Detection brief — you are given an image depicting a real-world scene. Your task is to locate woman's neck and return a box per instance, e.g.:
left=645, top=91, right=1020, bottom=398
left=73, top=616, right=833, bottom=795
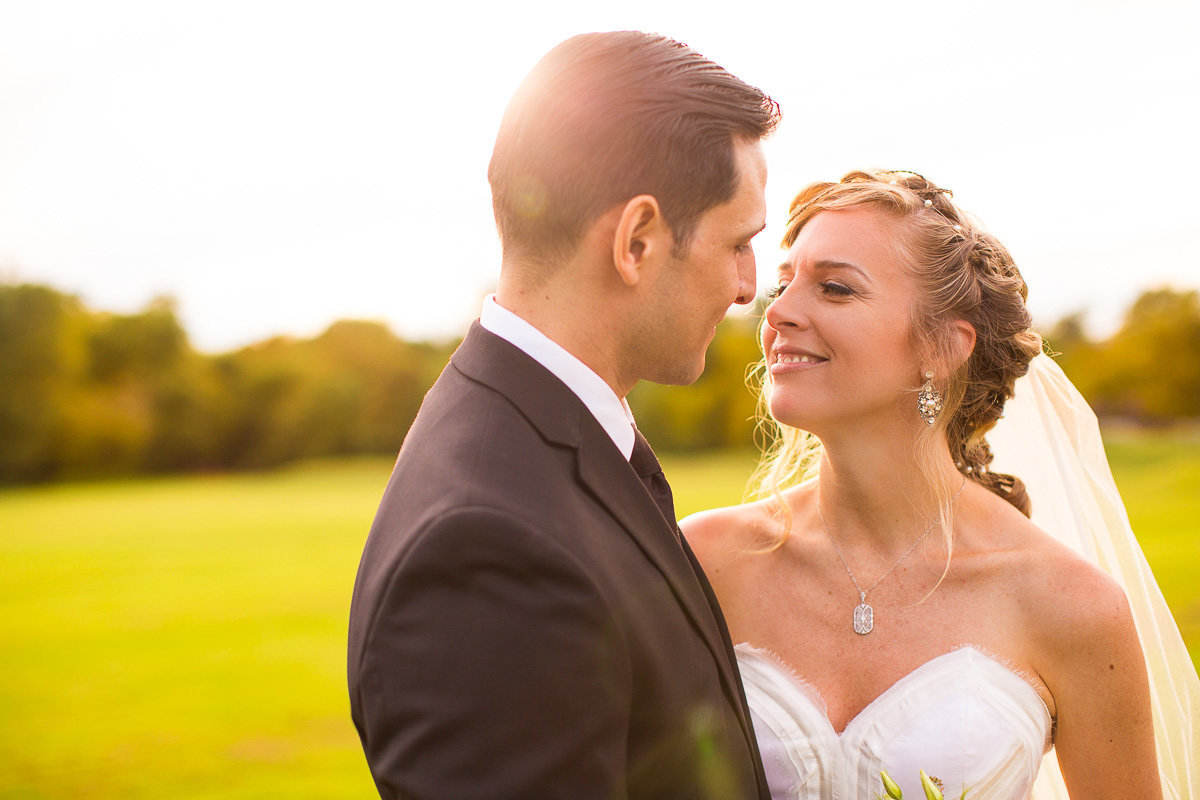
left=812, top=420, right=962, bottom=555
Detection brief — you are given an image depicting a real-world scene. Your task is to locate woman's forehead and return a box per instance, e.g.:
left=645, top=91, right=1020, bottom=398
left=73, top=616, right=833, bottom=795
left=786, top=207, right=908, bottom=272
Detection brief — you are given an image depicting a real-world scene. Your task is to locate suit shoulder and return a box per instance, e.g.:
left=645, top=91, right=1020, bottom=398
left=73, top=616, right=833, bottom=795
left=367, top=505, right=603, bottom=611
left=347, top=505, right=640, bottom=798
left=404, top=505, right=597, bottom=578
left=395, top=381, right=569, bottom=500
left=350, top=505, right=614, bottom=673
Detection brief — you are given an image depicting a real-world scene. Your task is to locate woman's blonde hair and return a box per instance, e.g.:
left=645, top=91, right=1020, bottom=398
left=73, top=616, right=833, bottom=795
left=749, top=169, right=1043, bottom=550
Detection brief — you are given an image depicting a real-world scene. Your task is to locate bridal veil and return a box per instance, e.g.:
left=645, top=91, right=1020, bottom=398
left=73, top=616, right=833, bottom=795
left=989, top=354, right=1199, bottom=799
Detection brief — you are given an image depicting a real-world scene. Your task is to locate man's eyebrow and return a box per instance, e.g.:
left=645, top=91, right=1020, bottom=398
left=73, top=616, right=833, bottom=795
left=740, top=222, right=767, bottom=240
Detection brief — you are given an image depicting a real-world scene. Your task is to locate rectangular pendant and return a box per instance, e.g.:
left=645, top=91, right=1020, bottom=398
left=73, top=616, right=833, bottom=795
left=853, top=603, right=874, bottom=635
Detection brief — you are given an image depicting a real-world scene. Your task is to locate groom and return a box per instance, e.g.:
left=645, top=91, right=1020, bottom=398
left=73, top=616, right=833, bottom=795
left=348, top=31, right=778, bottom=799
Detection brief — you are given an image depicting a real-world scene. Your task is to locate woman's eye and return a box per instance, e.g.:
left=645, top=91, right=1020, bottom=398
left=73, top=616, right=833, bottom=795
left=820, top=281, right=855, bottom=297
left=765, top=283, right=788, bottom=300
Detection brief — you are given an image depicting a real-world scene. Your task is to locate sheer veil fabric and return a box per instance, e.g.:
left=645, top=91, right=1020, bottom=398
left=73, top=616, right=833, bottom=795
left=988, top=354, right=1199, bottom=799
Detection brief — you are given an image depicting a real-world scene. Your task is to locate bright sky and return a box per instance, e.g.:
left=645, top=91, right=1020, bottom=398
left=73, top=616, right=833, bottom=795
left=1, top=0, right=1197, bottom=352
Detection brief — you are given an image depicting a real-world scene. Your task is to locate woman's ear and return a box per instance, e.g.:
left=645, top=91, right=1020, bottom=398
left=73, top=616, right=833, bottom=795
left=612, top=195, right=669, bottom=287
left=946, top=319, right=977, bottom=372
left=919, top=321, right=976, bottom=383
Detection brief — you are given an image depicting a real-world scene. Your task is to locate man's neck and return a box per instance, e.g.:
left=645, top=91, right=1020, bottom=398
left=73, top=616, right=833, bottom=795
left=481, top=294, right=637, bottom=458
left=495, top=280, right=634, bottom=398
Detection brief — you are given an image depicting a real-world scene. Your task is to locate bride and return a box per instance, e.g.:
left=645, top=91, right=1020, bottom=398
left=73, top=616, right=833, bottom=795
left=682, top=170, right=1198, bottom=799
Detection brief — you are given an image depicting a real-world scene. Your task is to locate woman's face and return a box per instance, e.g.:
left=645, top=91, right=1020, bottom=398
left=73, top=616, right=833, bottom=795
left=762, top=206, right=926, bottom=434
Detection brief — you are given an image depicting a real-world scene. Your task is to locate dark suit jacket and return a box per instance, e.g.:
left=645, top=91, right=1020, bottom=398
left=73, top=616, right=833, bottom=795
left=348, top=323, right=769, bottom=800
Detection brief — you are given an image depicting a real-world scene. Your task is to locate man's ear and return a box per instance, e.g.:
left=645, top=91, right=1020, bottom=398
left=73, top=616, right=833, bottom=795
left=612, top=195, right=670, bottom=287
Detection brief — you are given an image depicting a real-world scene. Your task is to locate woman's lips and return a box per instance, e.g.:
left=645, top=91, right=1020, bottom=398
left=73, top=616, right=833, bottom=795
left=769, top=350, right=828, bottom=374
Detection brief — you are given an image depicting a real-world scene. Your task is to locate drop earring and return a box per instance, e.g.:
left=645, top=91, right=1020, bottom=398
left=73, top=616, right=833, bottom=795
left=918, top=371, right=943, bottom=425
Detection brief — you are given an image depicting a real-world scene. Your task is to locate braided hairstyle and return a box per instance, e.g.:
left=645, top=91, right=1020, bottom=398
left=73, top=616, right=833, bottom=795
left=752, top=169, right=1042, bottom=521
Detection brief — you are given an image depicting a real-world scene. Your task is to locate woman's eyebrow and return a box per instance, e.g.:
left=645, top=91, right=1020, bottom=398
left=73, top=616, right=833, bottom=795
left=813, top=259, right=872, bottom=283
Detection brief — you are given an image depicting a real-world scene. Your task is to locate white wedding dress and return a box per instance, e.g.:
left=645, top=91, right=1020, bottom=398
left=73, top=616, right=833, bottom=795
left=738, top=644, right=1051, bottom=800
left=735, top=355, right=1199, bottom=800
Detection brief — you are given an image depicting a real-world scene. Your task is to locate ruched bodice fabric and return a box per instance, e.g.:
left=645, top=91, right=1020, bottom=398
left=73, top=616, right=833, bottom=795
left=737, top=644, right=1053, bottom=800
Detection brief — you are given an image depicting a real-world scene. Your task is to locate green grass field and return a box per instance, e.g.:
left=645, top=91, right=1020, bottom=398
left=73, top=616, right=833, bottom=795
left=2, top=431, right=1197, bottom=799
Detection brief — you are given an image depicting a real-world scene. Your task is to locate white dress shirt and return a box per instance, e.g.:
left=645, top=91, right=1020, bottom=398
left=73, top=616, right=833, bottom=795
left=479, top=295, right=636, bottom=460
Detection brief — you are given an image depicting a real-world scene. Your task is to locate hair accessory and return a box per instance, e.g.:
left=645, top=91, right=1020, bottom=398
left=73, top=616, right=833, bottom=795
left=953, top=224, right=963, bottom=232
left=819, top=479, right=967, bottom=635
left=924, top=199, right=933, bottom=207
left=918, top=371, right=943, bottom=425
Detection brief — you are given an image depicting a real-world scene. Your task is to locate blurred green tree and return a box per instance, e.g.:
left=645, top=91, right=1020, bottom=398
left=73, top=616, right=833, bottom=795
left=1081, top=288, right=1200, bottom=420
left=0, top=284, right=88, bottom=481
left=3, top=279, right=1197, bottom=485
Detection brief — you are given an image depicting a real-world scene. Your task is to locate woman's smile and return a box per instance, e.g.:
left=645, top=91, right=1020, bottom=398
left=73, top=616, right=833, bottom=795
left=769, top=347, right=829, bottom=375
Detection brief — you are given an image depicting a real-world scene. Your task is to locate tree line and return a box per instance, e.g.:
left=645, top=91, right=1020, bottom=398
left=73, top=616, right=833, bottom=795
left=2, top=281, right=1198, bottom=484
left=0, top=283, right=450, bottom=483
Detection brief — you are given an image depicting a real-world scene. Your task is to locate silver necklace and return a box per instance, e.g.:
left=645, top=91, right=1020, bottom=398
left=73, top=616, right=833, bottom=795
left=817, top=480, right=966, bottom=635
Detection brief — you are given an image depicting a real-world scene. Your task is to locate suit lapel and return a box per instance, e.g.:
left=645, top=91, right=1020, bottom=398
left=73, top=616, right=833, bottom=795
left=451, top=322, right=582, bottom=450
left=451, top=323, right=758, bottom=756
left=678, top=527, right=770, bottom=797
left=578, top=438, right=769, bottom=799
left=574, top=421, right=751, bottom=724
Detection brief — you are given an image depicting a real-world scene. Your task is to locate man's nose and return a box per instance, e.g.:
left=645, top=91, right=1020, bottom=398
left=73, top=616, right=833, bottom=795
left=734, top=253, right=757, bottom=305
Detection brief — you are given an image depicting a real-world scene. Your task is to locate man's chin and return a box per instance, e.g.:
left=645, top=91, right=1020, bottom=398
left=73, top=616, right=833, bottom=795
left=651, top=355, right=706, bottom=387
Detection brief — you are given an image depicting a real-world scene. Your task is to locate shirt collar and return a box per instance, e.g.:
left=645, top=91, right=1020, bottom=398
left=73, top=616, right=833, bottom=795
left=479, top=295, right=636, bottom=459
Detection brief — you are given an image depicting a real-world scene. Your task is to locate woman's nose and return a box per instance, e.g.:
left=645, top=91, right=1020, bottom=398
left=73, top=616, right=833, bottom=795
left=764, top=285, right=808, bottom=331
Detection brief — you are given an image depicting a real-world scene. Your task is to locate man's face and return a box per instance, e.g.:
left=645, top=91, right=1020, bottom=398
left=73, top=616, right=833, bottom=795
left=638, top=138, right=767, bottom=386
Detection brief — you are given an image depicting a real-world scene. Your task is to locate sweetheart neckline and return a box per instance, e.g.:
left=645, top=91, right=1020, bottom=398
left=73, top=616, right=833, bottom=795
left=735, top=642, right=1055, bottom=740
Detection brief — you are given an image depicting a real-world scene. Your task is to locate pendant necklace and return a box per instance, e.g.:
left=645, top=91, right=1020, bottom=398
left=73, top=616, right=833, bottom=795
left=818, top=479, right=966, bottom=635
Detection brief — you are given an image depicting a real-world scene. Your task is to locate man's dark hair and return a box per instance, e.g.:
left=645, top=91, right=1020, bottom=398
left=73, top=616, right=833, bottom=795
left=488, top=31, right=780, bottom=266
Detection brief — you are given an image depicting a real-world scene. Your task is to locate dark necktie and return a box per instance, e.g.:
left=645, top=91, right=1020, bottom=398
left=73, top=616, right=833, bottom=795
left=630, top=428, right=677, bottom=529
left=630, top=430, right=762, bottom=788
left=630, top=427, right=758, bottom=747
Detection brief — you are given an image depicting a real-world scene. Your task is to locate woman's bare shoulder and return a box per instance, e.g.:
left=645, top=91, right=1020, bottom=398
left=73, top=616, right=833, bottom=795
left=681, top=498, right=777, bottom=568
left=998, top=514, right=1156, bottom=792
left=681, top=485, right=816, bottom=573
left=988, top=510, right=1135, bottom=659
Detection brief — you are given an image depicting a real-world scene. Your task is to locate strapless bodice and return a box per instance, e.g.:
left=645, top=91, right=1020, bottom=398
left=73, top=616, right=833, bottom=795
left=737, top=644, right=1053, bottom=800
